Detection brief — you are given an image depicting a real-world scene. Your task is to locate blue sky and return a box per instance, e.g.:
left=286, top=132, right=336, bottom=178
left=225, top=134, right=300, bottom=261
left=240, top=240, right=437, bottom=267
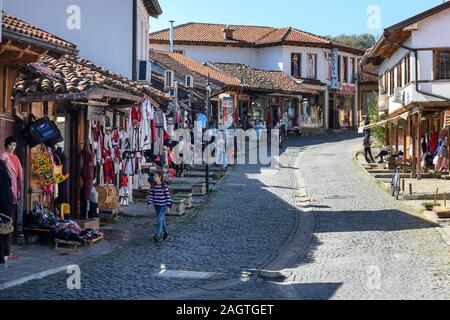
left=151, top=0, right=443, bottom=38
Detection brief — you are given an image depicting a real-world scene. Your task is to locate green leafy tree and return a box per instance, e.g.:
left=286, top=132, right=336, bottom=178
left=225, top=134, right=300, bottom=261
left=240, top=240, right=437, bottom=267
left=367, top=94, right=385, bottom=146
left=327, top=34, right=376, bottom=49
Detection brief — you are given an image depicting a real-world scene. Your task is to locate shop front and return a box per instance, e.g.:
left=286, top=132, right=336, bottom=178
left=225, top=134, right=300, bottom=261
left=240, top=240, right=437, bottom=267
left=298, top=94, right=325, bottom=130
left=11, top=54, right=166, bottom=248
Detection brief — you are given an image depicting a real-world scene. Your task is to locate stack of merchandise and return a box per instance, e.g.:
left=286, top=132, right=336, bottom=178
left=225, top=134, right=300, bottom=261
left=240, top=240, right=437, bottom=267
left=25, top=204, right=104, bottom=244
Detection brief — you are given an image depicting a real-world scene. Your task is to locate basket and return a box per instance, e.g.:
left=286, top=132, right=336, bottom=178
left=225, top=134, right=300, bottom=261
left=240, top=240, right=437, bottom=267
left=96, top=184, right=119, bottom=209
left=0, top=213, right=14, bottom=235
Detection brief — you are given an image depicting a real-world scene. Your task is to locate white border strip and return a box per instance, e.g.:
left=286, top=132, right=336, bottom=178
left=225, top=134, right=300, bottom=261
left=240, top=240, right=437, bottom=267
left=0, top=265, right=75, bottom=291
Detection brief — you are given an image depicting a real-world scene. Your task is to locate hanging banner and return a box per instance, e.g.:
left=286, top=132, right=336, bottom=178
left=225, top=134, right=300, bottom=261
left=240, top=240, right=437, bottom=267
left=330, top=48, right=339, bottom=90
left=87, top=105, right=106, bottom=121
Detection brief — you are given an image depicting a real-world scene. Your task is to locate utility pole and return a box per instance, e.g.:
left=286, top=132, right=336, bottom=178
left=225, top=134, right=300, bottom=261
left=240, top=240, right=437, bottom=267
left=205, top=74, right=211, bottom=191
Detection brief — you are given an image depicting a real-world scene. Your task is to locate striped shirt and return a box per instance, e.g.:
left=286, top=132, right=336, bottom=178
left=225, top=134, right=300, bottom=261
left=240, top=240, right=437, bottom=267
left=147, top=183, right=172, bottom=208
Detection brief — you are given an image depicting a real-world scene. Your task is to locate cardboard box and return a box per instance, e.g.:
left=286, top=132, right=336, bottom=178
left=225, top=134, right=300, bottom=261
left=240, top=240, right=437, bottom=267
left=75, top=218, right=100, bottom=231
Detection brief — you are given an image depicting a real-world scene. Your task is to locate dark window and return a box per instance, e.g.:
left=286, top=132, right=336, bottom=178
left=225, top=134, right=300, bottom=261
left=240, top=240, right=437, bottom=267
left=436, top=50, right=450, bottom=80
left=389, top=69, right=395, bottom=95
left=338, top=55, right=341, bottom=82
left=350, top=58, right=355, bottom=83
left=396, top=64, right=402, bottom=88
left=343, top=57, right=348, bottom=82
left=384, top=72, right=388, bottom=94
left=405, top=54, right=411, bottom=84
left=291, top=53, right=302, bottom=78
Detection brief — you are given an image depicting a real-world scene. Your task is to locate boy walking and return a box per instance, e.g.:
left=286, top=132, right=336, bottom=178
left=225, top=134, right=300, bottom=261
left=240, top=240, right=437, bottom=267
left=147, top=171, right=172, bottom=242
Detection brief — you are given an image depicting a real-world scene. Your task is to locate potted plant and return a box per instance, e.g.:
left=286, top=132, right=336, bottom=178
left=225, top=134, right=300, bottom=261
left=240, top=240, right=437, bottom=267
left=422, top=202, right=440, bottom=211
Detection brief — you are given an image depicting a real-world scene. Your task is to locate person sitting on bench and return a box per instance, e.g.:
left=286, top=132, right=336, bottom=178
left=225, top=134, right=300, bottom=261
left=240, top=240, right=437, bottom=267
left=374, top=145, right=390, bottom=163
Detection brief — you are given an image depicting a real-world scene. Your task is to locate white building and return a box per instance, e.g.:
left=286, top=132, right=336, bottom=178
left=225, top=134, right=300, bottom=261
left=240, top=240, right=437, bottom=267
left=150, top=23, right=365, bottom=129
left=4, top=0, right=162, bottom=80
left=362, top=1, right=450, bottom=176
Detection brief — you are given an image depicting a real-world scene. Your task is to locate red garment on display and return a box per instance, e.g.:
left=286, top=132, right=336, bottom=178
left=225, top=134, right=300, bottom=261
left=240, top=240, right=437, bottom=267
left=164, top=131, right=170, bottom=142
left=430, top=131, right=438, bottom=154
left=112, top=129, right=120, bottom=145
left=120, top=174, right=128, bottom=187
left=103, top=148, right=114, bottom=182
left=151, top=119, right=157, bottom=143
left=131, top=105, right=142, bottom=122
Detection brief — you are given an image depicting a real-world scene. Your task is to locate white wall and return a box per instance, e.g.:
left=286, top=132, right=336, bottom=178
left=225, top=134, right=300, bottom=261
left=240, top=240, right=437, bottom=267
left=137, top=0, right=150, bottom=63
left=412, top=8, right=450, bottom=48
left=152, top=44, right=259, bottom=67
left=379, top=7, right=450, bottom=111
left=5, top=0, right=134, bottom=78
left=257, top=46, right=284, bottom=71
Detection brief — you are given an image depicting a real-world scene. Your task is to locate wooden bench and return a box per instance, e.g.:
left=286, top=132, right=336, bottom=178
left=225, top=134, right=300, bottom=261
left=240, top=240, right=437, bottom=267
left=23, top=226, right=54, bottom=245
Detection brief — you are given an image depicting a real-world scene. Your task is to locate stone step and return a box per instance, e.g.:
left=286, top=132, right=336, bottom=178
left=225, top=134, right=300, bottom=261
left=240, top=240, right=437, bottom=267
left=192, top=166, right=224, bottom=172
left=373, top=173, right=410, bottom=179
left=169, top=184, right=193, bottom=192
left=367, top=169, right=393, bottom=174
left=169, top=177, right=217, bottom=185
left=184, top=171, right=217, bottom=178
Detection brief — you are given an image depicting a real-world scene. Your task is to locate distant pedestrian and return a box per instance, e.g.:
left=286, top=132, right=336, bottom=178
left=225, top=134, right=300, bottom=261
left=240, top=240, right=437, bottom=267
left=147, top=171, right=172, bottom=242
left=363, top=134, right=375, bottom=163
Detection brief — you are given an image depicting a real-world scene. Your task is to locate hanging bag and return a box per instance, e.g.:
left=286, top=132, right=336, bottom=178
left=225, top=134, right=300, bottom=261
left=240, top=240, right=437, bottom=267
left=24, top=115, right=63, bottom=148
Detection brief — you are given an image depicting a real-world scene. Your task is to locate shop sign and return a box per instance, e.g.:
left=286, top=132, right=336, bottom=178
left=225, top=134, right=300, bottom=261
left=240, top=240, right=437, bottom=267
left=87, top=106, right=106, bottom=121
left=339, top=84, right=356, bottom=94
left=330, top=48, right=339, bottom=90
left=378, top=95, right=389, bottom=111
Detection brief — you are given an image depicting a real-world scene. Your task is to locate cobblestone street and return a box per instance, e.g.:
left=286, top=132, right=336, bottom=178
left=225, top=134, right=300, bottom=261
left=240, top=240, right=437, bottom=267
left=0, top=132, right=449, bottom=300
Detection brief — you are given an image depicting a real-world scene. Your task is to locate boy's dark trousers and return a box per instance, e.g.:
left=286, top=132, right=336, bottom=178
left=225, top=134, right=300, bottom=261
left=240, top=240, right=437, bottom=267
left=365, top=147, right=375, bottom=163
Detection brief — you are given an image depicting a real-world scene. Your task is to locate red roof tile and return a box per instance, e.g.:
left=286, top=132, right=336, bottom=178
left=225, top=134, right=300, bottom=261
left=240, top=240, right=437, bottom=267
left=150, top=49, right=241, bottom=87
left=2, top=12, right=77, bottom=52
left=150, top=22, right=364, bottom=54
left=14, top=54, right=166, bottom=104
left=211, top=62, right=320, bottom=95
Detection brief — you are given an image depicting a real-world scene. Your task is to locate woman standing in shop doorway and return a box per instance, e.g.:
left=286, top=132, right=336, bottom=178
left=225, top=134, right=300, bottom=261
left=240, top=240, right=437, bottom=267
left=147, top=171, right=172, bottom=242
left=0, top=157, right=13, bottom=264
left=0, top=137, right=23, bottom=261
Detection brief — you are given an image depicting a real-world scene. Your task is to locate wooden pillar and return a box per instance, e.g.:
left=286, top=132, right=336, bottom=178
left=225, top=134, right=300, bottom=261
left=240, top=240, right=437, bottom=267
left=395, top=121, right=399, bottom=155
left=417, top=112, right=422, bottom=180
left=412, top=114, right=417, bottom=175
left=389, top=122, right=393, bottom=156
left=403, top=119, right=408, bottom=166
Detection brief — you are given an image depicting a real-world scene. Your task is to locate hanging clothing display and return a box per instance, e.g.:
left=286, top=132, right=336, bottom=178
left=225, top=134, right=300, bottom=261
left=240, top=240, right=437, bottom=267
left=103, top=147, right=114, bottom=183
left=81, top=147, right=95, bottom=201
left=122, top=151, right=136, bottom=176
left=140, top=100, right=154, bottom=151
left=54, top=147, right=69, bottom=204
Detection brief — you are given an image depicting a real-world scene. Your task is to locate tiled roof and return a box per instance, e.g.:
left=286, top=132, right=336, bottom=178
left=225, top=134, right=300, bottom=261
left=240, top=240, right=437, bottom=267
left=358, top=63, right=379, bottom=83
left=211, top=62, right=320, bottom=95
left=143, top=0, right=163, bottom=18
left=150, top=49, right=241, bottom=88
left=150, top=22, right=365, bottom=54
left=2, top=12, right=77, bottom=53
left=14, top=54, right=166, bottom=103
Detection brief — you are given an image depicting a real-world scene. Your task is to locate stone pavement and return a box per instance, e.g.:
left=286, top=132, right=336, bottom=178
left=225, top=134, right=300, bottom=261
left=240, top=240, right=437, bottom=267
left=1, top=132, right=448, bottom=300
left=0, top=138, right=304, bottom=299
left=179, top=132, right=450, bottom=300
left=0, top=213, right=150, bottom=290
